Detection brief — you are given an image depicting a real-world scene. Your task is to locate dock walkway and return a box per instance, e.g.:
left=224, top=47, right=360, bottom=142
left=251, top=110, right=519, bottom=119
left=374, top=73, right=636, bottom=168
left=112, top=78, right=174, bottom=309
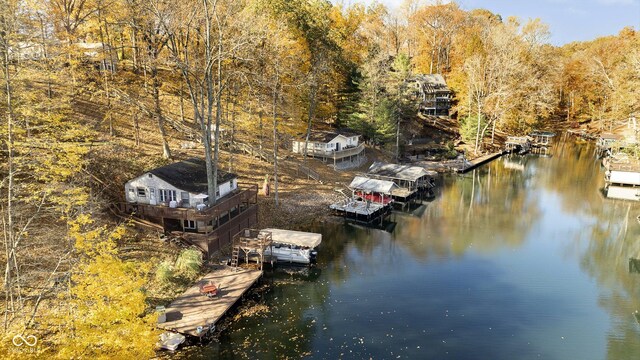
left=457, top=151, right=506, bottom=173
left=158, top=266, right=262, bottom=337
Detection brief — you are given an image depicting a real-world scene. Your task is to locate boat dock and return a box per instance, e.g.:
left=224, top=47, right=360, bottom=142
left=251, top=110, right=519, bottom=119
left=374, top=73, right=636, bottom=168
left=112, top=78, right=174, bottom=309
left=366, top=162, right=438, bottom=207
left=567, top=129, right=598, bottom=140
left=157, top=266, right=263, bottom=337
left=329, top=198, right=391, bottom=224
left=457, top=151, right=506, bottom=173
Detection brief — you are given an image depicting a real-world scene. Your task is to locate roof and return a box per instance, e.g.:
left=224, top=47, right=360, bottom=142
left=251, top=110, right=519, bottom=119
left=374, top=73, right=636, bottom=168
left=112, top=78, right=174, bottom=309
left=413, top=74, right=450, bottom=93
left=145, top=158, right=236, bottom=194
left=302, top=129, right=360, bottom=143
left=529, top=131, right=556, bottom=137
left=600, top=133, right=622, bottom=140
left=349, top=176, right=398, bottom=194
left=262, top=228, right=322, bottom=248
left=367, top=162, right=437, bottom=182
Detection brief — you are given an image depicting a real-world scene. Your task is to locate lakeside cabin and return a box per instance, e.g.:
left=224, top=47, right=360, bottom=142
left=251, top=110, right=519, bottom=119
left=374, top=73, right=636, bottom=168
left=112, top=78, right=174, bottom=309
left=122, top=158, right=258, bottom=256
left=410, top=74, right=453, bottom=117
left=292, top=129, right=365, bottom=169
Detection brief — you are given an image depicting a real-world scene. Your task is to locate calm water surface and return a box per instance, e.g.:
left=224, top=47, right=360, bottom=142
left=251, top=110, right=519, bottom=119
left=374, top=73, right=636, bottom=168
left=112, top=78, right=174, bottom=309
left=176, top=139, right=640, bottom=359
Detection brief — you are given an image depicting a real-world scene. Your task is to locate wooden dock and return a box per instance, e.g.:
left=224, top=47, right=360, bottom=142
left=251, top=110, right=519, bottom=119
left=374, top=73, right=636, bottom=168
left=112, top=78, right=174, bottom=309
left=158, top=266, right=262, bottom=337
left=457, top=151, right=506, bottom=173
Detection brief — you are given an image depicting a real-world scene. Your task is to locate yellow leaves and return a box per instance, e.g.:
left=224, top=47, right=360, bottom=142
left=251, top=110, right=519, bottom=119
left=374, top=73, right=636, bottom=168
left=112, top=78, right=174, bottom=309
left=54, top=215, right=159, bottom=358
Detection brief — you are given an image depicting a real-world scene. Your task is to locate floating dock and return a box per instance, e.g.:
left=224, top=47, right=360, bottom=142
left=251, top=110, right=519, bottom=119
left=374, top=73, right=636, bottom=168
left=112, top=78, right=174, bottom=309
left=329, top=199, right=391, bottom=224
left=157, top=266, right=262, bottom=337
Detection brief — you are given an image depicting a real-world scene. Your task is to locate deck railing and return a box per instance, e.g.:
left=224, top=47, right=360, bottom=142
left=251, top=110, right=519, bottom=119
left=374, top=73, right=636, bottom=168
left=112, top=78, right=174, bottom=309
left=121, top=184, right=258, bottom=222
left=305, top=143, right=365, bottom=160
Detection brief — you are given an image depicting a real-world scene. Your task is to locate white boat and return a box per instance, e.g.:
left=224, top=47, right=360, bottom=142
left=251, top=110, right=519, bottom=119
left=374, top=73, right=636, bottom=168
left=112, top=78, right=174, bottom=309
left=158, top=332, right=185, bottom=351
left=262, top=228, right=321, bottom=265
left=265, top=243, right=318, bottom=264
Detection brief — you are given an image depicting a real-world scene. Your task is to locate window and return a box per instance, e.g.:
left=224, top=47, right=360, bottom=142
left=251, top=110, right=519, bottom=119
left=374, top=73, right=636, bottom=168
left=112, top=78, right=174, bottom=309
left=137, top=187, right=146, bottom=197
left=215, top=188, right=220, bottom=198
left=181, top=192, right=189, bottom=206
left=183, top=220, right=196, bottom=229
left=159, top=189, right=177, bottom=203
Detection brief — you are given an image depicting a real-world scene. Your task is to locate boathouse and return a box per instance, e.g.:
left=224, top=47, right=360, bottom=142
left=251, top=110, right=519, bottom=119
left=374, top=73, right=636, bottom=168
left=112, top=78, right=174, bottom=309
left=528, top=131, right=555, bottom=147
left=122, top=158, right=258, bottom=256
left=367, top=162, right=437, bottom=192
left=292, top=129, right=365, bottom=169
left=329, top=176, right=395, bottom=224
left=605, top=162, right=640, bottom=187
left=597, top=133, right=623, bottom=153
left=505, top=136, right=531, bottom=154
left=349, top=176, right=398, bottom=205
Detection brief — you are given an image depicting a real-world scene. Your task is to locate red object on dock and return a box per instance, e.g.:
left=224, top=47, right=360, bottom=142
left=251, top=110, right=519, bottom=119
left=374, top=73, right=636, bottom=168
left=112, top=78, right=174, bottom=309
left=199, top=282, right=218, bottom=298
left=355, top=191, right=393, bottom=205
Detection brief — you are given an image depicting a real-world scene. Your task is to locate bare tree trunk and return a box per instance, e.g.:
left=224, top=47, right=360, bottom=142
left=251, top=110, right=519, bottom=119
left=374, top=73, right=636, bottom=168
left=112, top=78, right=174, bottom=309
left=151, top=64, right=171, bottom=159
left=474, top=97, right=482, bottom=154
left=2, top=22, right=17, bottom=329
left=131, top=28, right=138, bottom=71
left=211, top=30, right=224, bottom=206
left=303, top=78, right=317, bottom=164
left=97, top=9, right=114, bottom=136
left=179, top=83, right=185, bottom=123
left=203, top=0, right=216, bottom=204
left=258, top=110, right=263, bottom=151
left=133, top=113, right=140, bottom=147
left=396, top=119, right=401, bottom=161
left=272, top=80, right=279, bottom=206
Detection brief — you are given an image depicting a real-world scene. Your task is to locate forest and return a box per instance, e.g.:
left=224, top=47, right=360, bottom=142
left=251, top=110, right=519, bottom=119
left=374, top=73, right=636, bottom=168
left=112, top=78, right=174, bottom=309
left=0, top=0, right=638, bottom=357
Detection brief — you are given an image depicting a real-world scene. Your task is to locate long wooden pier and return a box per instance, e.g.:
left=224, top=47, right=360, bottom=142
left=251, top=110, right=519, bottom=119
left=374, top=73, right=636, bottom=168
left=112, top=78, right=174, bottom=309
left=457, top=151, right=507, bottom=173
left=158, top=266, right=262, bottom=337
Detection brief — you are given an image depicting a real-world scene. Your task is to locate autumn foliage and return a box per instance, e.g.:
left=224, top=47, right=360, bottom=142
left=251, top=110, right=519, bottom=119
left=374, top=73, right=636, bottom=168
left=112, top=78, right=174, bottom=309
left=0, top=0, right=637, bottom=357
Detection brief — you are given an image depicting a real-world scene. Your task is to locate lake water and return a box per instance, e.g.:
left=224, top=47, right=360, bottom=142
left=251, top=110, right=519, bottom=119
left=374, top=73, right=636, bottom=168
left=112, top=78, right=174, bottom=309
left=175, top=138, right=640, bottom=359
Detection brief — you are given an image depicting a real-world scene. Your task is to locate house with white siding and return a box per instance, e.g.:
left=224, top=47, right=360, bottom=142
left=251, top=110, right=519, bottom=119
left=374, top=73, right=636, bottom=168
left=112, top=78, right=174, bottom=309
left=292, top=129, right=365, bottom=168
left=125, top=158, right=238, bottom=208
left=122, top=159, right=259, bottom=251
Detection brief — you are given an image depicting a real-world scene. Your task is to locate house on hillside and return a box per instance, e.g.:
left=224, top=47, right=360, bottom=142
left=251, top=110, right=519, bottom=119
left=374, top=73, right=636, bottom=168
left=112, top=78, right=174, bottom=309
left=122, top=158, right=258, bottom=256
left=292, top=129, right=365, bottom=169
left=8, top=42, right=46, bottom=61
left=76, top=42, right=118, bottom=71
left=411, top=74, right=452, bottom=117
left=125, top=158, right=238, bottom=207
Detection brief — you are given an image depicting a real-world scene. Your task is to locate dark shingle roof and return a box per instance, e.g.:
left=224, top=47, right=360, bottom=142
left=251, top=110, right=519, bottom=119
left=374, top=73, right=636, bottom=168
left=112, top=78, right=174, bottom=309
left=307, top=131, right=340, bottom=143
left=303, top=129, right=360, bottom=143
left=413, top=74, right=451, bottom=93
left=148, top=158, right=236, bottom=194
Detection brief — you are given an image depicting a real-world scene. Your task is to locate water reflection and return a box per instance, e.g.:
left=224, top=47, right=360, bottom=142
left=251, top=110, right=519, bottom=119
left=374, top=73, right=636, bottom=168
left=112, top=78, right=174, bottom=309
left=171, top=138, right=640, bottom=360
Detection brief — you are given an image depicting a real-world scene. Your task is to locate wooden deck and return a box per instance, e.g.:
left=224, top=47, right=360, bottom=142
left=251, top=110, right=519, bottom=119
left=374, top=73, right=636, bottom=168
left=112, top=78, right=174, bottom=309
left=158, top=266, right=263, bottom=337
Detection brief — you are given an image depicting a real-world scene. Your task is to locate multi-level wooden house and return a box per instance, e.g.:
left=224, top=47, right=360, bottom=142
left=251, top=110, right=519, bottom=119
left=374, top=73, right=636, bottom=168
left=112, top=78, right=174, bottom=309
left=411, top=74, right=453, bottom=117
left=122, top=158, right=258, bottom=256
